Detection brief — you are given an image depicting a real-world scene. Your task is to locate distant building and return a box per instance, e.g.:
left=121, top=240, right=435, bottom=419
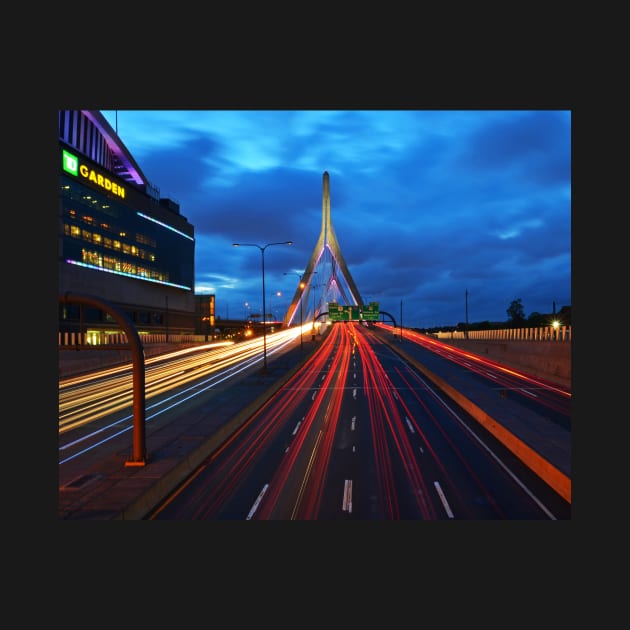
left=59, top=110, right=196, bottom=343
left=195, top=294, right=216, bottom=337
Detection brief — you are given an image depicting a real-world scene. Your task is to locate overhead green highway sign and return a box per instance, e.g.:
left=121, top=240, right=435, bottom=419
left=327, top=302, right=380, bottom=321
left=328, top=302, right=349, bottom=321
left=362, top=302, right=380, bottom=320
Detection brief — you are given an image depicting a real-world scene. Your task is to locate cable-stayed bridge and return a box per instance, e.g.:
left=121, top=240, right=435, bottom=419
left=283, top=171, right=365, bottom=328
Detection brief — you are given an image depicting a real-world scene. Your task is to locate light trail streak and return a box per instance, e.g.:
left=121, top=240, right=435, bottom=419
left=59, top=330, right=300, bottom=463
left=60, top=341, right=234, bottom=388
left=376, top=323, right=571, bottom=399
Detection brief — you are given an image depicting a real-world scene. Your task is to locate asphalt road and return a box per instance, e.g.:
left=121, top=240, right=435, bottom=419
left=58, top=325, right=571, bottom=520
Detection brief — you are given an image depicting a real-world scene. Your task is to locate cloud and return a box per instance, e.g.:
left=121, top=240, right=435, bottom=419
left=102, top=109, right=571, bottom=327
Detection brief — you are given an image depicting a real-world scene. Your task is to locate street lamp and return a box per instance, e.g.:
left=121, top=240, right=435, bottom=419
left=269, top=291, right=281, bottom=322
left=311, top=282, right=326, bottom=335
left=284, top=271, right=318, bottom=350
left=233, top=241, right=292, bottom=373
left=552, top=319, right=560, bottom=340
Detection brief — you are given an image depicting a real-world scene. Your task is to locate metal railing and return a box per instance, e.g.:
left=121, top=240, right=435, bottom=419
left=59, top=324, right=572, bottom=348
left=432, top=325, right=571, bottom=342
left=58, top=332, right=208, bottom=347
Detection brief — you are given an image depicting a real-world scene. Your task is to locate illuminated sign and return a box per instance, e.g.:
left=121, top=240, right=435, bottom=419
left=328, top=302, right=348, bottom=321
left=362, top=302, right=380, bottom=321
left=328, top=301, right=380, bottom=321
left=62, top=149, right=126, bottom=199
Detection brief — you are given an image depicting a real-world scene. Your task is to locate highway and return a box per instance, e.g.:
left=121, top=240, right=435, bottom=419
left=383, top=324, right=571, bottom=430
left=58, top=322, right=571, bottom=520
left=58, top=327, right=304, bottom=469
left=143, top=322, right=570, bottom=520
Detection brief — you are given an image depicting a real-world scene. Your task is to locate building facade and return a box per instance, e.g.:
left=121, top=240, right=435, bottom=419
left=59, top=110, right=196, bottom=343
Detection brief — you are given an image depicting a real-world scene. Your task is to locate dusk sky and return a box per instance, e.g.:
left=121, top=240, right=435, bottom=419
left=100, top=110, right=571, bottom=329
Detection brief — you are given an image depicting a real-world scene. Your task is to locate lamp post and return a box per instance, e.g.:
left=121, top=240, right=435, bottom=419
left=165, top=295, right=169, bottom=343
left=465, top=289, right=469, bottom=340
left=284, top=271, right=318, bottom=350
left=284, top=272, right=303, bottom=349
left=233, top=241, right=292, bottom=373
left=284, top=271, right=317, bottom=350
left=311, top=282, right=326, bottom=335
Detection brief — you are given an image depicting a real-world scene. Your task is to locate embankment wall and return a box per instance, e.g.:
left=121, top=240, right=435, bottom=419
left=439, top=339, right=571, bottom=389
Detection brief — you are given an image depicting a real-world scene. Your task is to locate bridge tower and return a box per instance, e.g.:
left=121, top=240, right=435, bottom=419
left=284, top=171, right=364, bottom=327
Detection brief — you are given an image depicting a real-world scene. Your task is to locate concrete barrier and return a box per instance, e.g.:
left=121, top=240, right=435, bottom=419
left=438, top=339, right=571, bottom=389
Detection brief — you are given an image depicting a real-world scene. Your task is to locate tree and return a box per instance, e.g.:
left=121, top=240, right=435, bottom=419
left=507, top=298, right=526, bottom=325
left=527, top=311, right=546, bottom=327
left=557, top=305, right=571, bottom=326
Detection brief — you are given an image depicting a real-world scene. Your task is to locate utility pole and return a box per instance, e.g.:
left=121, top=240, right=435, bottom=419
left=465, top=289, right=469, bottom=339
left=165, top=295, right=169, bottom=342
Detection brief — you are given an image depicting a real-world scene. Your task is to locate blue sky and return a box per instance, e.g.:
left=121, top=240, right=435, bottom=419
left=100, top=110, right=571, bottom=328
